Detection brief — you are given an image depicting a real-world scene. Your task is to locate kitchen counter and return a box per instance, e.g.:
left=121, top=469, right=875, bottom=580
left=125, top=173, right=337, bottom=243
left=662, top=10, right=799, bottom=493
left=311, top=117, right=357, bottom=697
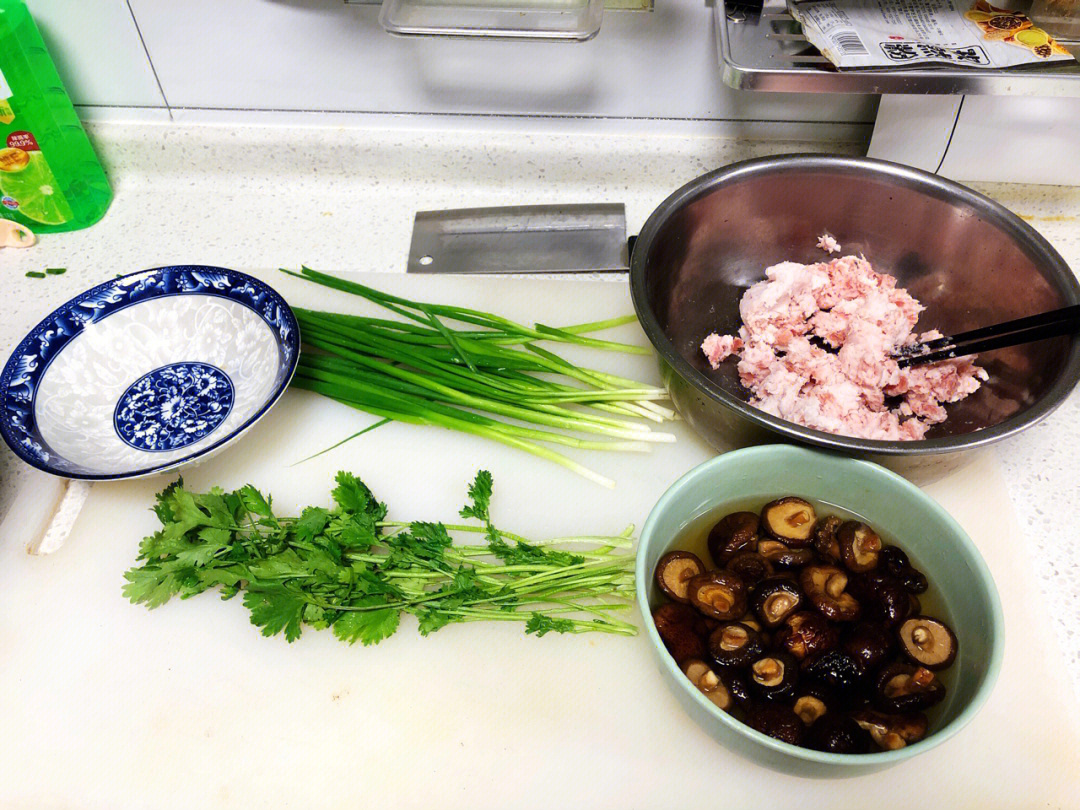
left=2, top=121, right=1079, bottom=702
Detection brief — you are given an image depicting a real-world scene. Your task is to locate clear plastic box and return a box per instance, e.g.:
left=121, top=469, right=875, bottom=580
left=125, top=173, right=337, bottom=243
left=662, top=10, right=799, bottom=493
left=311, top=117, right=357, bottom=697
left=1029, top=0, right=1080, bottom=39
left=379, top=0, right=604, bottom=40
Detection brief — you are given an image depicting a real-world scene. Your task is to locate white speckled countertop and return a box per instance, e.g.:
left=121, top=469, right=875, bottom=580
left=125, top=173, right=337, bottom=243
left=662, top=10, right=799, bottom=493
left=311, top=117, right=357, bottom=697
left=2, top=122, right=1078, bottom=701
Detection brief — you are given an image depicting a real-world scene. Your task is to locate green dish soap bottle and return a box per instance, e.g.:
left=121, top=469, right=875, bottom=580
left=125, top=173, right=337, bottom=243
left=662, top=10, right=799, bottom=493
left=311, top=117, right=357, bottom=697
left=0, top=0, right=111, bottom=233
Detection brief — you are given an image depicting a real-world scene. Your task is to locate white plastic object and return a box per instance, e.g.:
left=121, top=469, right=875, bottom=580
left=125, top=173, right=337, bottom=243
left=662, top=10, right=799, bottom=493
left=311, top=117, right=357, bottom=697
left=0, top=470, right=91, bottom=555
left=0, top=219, right=35, bottom=248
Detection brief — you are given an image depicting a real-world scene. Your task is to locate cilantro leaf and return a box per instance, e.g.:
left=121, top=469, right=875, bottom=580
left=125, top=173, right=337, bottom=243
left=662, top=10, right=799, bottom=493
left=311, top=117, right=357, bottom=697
left=152, top=478, right=184, bottom=524
left=293, top=506, right=330, bottom=543
left=336, top=515, right=378, bottom=550
left=197, top=526, right=233, bottom=545
left=459, top=469, right=493, bottom=522
left=238, top=484, right=279, bottom=527
left=405, top=521, right=453, bottom=561
left=451, top=566, right=479, bottom=592
left=246, top=550, right=314, bottom=581
left=332, top=601, right=400, bottom=645
left=175, top=541, right=226, bottom=568
left=138, top=529, right=196, bottom=561
left=487, top=537, right=584, bottom=567
left=243, top=589, right=305, bottom=642
left=332, top=471, right=385, bottom=520
left=160, top=488, right=216, bottom=537
left=525, top=614, right=575, bottom=637
left=122, top=566, right=181, bottom=608
left=417, top=609, right=458, bottom=636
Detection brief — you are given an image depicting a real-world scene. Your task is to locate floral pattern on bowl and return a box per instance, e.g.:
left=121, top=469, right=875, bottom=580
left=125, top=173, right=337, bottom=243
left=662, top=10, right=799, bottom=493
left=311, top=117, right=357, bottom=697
left=0, top=266, right=299, bottom=479
left=114, top=362, right=236, bottom=452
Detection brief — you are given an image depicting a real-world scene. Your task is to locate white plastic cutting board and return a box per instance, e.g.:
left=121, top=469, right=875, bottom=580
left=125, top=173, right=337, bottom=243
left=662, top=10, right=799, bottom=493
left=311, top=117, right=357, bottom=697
left=2, top=273, right=1078, bottom=809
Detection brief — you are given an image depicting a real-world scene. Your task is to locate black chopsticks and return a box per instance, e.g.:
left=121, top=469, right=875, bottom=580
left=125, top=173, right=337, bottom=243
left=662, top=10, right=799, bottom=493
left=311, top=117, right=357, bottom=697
left=895, top=304, right=1080, bottom=368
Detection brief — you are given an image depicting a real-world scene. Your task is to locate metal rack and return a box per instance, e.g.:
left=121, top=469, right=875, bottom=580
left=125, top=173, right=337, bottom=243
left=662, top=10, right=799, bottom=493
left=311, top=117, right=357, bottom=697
left=715, top=0, right=1080, bottom=95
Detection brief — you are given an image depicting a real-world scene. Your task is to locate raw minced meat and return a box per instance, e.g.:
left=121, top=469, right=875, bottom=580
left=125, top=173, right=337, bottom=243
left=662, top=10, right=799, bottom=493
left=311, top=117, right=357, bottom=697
left=700, top=249, right=987, bottom=441
left=816, top=233, right=842, bottom=254
left=701, top=333, right=743, bottom=367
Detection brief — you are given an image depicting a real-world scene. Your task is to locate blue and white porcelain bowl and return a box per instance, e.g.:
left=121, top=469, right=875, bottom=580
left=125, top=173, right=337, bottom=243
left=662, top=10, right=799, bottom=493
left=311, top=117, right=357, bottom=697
left=0, top=265, right=299, bottom=479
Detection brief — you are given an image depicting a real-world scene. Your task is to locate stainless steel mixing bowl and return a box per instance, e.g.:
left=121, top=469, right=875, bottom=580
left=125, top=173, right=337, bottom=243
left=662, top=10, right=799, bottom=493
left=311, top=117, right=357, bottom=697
left=629, top=155, right=1080, bottom=478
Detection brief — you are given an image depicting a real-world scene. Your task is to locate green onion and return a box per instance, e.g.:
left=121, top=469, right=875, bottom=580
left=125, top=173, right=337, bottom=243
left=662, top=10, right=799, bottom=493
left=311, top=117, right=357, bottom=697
left=284, top=267, right=675, bottom=486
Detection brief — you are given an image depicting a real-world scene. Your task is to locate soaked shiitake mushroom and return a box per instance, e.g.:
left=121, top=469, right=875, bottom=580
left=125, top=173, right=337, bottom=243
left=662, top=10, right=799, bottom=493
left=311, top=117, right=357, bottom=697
left=776, top=610, right=839, bottom=662
left=758, top=539, right=815, bottom=568
left=850, top=709, right=928, bottom=750
left=850, top=573, right=911, bottom=626
left=707, top=512, right=760, bottom=565
left=751, top=576, right=805, bottom=628
left=807, top=713, right=874, bottom=753
left=720, top=669, right=754, bottom=711
left=793, top=694, right=828, bottom=726
left=746, top=704, right=805, bottom=746
left=800, top=565, right=860, bottom=622
left=655, top=550, right=705, bottom=603
left=682, top=659, right=733, bottom=711
left=794, top=678, right=836, bottom=709
left=837, top=522, right=882, bottom=573
left=880, top=545, right=928, bottom=594
left=761, top=497, right=817, bottom=546
left=708, top=622, right=765, bottom=669
left=898, top=616, right=958, bottom=670
left=652, top=603, right=707, bottom=664
left=749, top=652, right=799, bottom=703
left=843, top=621, right=896, bottom=674
left=802, top=649, right=863, bottom=699
left=687, top=570, right=747, bottom=621
left=812, top=515, right=844, bottom=563
left=737, top=612, right=764, bottom=633
left=874, top=661, right=946, bottom=713
left=902, top=570, right=928, bottom=595
left=908, top=592, right=922, bottom=617
left=725, top=551, right=774, bottom=587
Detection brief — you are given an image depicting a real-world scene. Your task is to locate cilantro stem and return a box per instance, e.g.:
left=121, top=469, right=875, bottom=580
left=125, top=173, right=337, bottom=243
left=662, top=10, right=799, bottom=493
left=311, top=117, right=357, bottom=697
left=376, top=520, right=635, bottom=549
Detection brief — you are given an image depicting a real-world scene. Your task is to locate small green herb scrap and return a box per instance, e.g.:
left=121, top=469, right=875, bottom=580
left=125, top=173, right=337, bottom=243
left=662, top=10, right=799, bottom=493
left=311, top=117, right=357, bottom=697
left=526, top=614, right=576, bottom=637
left=45, top=267, right=66, bottom=275
left=25, top=271, right=45, bottom=279
left=124, top=470, right=637, bottom=645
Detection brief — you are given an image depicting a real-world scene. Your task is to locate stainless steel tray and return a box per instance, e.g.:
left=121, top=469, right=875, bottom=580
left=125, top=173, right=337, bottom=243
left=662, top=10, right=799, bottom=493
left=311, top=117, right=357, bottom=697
left=715, top=0, right=1080, bottom=95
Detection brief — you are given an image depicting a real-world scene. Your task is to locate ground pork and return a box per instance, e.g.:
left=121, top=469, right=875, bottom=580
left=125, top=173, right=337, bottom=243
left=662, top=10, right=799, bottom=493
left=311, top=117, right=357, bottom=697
left=700, top=242, right=987, bottom=441
left=817, top=233, right=842, bottom=254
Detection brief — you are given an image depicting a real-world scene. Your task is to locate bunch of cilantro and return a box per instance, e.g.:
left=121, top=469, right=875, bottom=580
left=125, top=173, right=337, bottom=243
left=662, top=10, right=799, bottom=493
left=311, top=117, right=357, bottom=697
left=123, top=470, right=637, bottom=645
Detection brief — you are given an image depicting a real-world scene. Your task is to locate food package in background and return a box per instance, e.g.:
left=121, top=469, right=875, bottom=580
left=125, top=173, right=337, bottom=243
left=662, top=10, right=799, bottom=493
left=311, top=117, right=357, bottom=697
left=1029, top=0, right=1080, bottom=39
left=788, top=0, right=1075, bottom=69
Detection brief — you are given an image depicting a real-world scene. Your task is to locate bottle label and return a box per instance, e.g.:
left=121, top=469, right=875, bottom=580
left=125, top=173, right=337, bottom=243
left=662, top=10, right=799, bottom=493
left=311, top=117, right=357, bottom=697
left=0, top=67, right=12, bottom=125
left=0, top=117, right=74, bottom=225
left=7, top=131, right=39, bottom=151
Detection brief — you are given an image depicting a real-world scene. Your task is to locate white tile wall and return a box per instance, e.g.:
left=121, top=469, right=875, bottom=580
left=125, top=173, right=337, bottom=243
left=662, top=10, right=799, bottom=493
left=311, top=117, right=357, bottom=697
left=23, top=0, right=164, bottom=108
left=25, top=0, right=874, bottom=129
left=136, top=0, right=873, bottom=123
left=869, top=95, right=1080, bottom=185
left=939, top=96, right=1080, bottom=185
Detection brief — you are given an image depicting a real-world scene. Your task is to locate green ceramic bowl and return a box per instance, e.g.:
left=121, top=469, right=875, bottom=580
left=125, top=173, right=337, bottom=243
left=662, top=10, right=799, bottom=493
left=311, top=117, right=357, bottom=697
left=636, top=444, right=1003, bottom=777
